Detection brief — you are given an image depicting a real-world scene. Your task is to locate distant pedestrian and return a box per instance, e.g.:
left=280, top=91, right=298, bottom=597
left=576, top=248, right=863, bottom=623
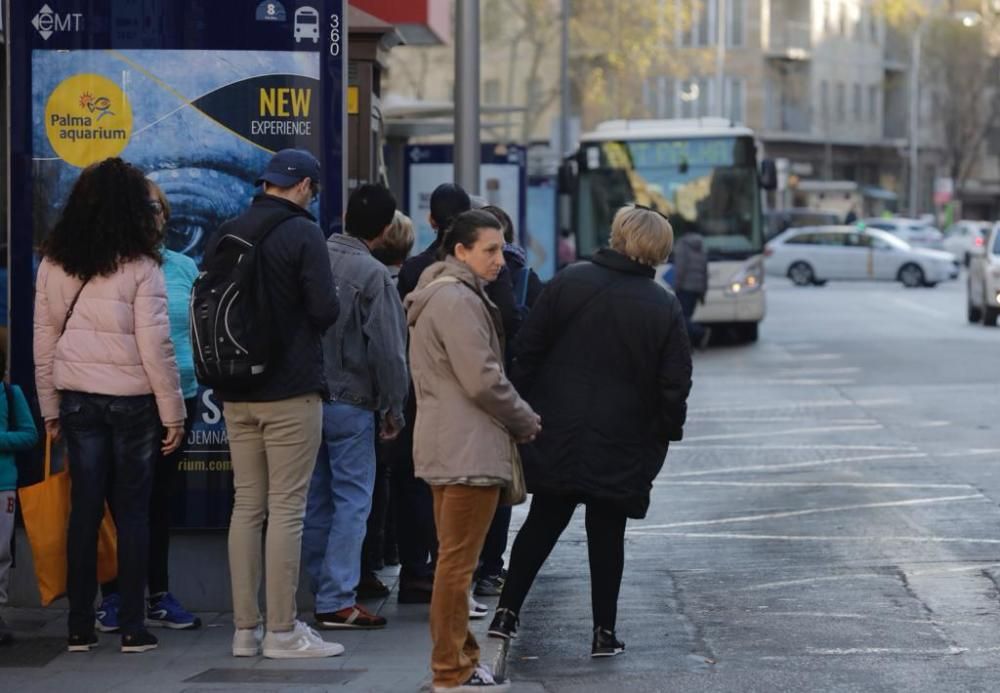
left=673, top=230, right=710, bottom=348
left=201, top=149, right=342, bottom=659
left=405, top=210, right=541, bottom=691
left=33, top=157, right=186, bottom=654
left=96, top=180, right=201, bottom=634
left=489, top=205, right=692, bottom=658
left=0, top=347, right=39, bottom=646
left=303, top=184, right=409, bottom=632
left=845, top=207, right=858, bottom=224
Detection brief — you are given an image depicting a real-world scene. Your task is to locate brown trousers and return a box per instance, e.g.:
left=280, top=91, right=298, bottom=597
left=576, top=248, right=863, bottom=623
left=429, top=484, right=501, bottom=688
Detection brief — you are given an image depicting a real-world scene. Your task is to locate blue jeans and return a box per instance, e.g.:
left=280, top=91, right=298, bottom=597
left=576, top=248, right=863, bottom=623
left=61, top=391, right=160, bottom=637
left=302, top=401, right=376, bottom=613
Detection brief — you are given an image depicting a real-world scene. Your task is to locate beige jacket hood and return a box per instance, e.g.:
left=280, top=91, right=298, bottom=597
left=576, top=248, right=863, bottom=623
left=404, top=257, right=537, bottom=483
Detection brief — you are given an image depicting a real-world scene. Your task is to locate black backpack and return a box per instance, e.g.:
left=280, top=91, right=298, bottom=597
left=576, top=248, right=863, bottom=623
left=190, top=208, right=299, bottom=391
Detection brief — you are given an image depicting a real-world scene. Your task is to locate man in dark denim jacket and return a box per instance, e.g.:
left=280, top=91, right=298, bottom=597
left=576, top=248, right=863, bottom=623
left=303, top=184, right=409, bottom=632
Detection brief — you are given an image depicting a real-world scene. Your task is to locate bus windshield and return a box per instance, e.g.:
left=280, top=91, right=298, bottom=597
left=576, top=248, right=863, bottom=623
left=575, top=136, right=762, bottom=260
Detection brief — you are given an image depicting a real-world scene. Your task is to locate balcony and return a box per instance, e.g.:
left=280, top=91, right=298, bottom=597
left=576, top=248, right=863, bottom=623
left=767, top=20, right=812, bottom=60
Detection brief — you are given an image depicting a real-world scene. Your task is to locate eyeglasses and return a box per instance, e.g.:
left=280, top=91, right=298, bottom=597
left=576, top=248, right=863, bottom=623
left=148, top=200, right=165, bottom=215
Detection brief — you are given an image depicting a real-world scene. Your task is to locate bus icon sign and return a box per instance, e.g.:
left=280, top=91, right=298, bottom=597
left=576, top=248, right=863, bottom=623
left=294, top=6, right=319, bottom=43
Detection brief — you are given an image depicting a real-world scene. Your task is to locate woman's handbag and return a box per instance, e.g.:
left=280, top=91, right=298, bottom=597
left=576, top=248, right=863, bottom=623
left=17, top=433, right=118, bottom=606
left=499, top=440, right=527, bottom=507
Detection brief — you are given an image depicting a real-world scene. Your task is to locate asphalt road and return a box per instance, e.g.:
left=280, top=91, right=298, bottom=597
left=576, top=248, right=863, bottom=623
left=505, top=274, right=1000, bottom=693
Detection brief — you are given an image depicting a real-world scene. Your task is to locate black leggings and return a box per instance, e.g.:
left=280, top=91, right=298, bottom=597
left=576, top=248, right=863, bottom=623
left=498, top=494, right=627, bottom=630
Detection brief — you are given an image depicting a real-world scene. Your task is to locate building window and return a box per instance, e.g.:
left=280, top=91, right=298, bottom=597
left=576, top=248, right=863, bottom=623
left=839, top=3, right=848, bottom=36
left=660, top=77, right=676, bottom=118
left=728, top=0, right=745, bottom=47
left=726, top=77, right=745, bottom=123
left=836, top=82, right=846, bottom=120
left=820, top=80, right=830, bottom=123
left=484, top=78, right=501, bottom=105
left=853, top=83, right=862, bottom=120
left=679, top=0, right=715, bottom=48
left=868, top=84, right=878, bottom=122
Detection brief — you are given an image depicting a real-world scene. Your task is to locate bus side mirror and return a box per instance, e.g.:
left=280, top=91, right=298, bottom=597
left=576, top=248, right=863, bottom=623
left=759, top=159, right=778, bottom=191
left=558, top=162, right=575, bottom=194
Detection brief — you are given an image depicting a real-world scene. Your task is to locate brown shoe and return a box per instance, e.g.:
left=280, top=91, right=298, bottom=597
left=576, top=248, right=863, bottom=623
left=315, top=605, right=386, bottom=630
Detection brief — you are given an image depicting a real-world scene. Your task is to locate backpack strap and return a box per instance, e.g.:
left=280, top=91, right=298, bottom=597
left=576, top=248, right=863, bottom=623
left=515, top=266, right=531, bottom=307
left=59, top=278, right=91, bottom=338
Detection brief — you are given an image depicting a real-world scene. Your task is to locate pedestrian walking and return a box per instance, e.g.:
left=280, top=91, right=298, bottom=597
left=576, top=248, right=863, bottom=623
left=96, top=180, right=201, bottom=633
left=302, top=184, right=409, bottom=632
left=474, top=205, right=544, bottom=599
left=405, top=209, right=541, bottom=691
left=199, top=149, right=342, bottom=659
left=673, top=229, right=710, bottom=348
left=33, top=157, right=187, bottom=654
left=488, top=205, right=693, bottom=658
left=0, top=347, right=40, bottom=646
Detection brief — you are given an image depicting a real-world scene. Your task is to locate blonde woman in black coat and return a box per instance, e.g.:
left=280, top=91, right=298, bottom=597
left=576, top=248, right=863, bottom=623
left=488, top=205, right=693, bottom=657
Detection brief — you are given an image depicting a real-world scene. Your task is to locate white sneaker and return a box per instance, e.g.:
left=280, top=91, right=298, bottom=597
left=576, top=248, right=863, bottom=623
left=469, top=593, right=489, bottom=620
left=262, top=620, right=345, bottom=659
left=232, top=624, right=264, bottom=657
left=433, top=664, right=511, bottom=691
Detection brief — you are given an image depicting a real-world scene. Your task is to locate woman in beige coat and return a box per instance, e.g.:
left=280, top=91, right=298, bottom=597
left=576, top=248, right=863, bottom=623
left=405, top=209, right=541, bottom=692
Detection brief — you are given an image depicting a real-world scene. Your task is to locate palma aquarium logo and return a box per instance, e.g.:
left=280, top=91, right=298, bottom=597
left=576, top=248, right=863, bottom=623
left=45, top=74, right=133, bottom=168
left=78, top=91, right=116, bottom=121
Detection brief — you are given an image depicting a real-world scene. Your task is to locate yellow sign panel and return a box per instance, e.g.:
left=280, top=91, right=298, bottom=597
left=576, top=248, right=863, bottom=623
left=347, top=85, right=359, bottom=115
left=45, top=73, right=133, bottom=168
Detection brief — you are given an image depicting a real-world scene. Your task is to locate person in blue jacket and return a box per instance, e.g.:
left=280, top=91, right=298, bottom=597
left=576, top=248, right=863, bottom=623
left=0, top=347, right=40, bottom=645
left=96, top=181, right=202, bottom=633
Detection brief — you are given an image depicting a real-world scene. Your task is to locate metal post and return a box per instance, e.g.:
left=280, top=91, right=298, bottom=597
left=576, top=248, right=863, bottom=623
left=908, top=21, right=926, bottom=217
left=559, top=0, right=570, bottom=156
left=455, top=0, right=481, bottom=194
left=715, top=0, right=727, bottom=118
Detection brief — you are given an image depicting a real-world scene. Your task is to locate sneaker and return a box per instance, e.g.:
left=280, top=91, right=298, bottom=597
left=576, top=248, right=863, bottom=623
left=67, top=632, right=99, bottom=653
left=469, top=594, right=489, bottom=620
left=433, top=664, right=511, bottom=692
left=315, top=604, right=386, bottom=630
left=95, top=593, right=121, bottom=633
left=262, top=620, right=345, bottom=659
left=232, top=624, right=264, bottom=657
left=147, top=592, right=202, bottom=630
left=591, top=627, right=625, bottom=658
left=356, top=574, right=391, bottom=600
left=474, top=574, right=504, bottom=597
left=121, top=629, right=159, bottom=653
left=487, top=608, right=518, bottom=640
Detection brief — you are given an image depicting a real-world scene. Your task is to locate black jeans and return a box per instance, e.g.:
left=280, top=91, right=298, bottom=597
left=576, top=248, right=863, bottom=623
left=676, top=290, right=705, bottom=345
left=62, top=392, right=160, bottom=637
left=389, top=417, right=436, bottom=582
left=362, top=415, right=391, bottom=575
left=477, top=504, right=512, bottom=579
left=498, top=494, right=627, bottom=630
left=103, top=397, right=197, bottom=598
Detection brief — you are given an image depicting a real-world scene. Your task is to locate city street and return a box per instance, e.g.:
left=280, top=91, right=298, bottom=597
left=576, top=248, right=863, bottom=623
left=507, top=275, right=1000, bottom=692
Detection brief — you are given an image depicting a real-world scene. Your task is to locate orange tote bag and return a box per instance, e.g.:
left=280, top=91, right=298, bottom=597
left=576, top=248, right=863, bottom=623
left=18, top=434, right=118, bottom=606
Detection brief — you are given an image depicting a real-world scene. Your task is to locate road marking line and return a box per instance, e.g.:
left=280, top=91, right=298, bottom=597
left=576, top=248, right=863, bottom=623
left=688, top=417, right=877, bottom=424
left=665, top=452, right=927, bottom=477
left=805, top=646, right=969, bottom=656
left=656, top=481, right=973, bottom=490
left=672, top=444, right=917, bottom=451
left=687, top=398, right=901, bottom=415
left=773, top=367, right=862, bottom=375
left=624, top=531, right=1000, bottom=545
left=731, top=563, right=1000, bottom=592
left=631, top=495, right=983, bottom=530
left=939, top=449, right=1000, bottom=458
left=765, top=379, right=857, bottom=386
left=682, top=424, right=883, bottom=443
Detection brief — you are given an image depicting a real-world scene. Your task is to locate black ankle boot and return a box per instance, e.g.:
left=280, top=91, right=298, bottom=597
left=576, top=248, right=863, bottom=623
left=591, top=627, right=625, bottom=658
left=488, top=608, right=519, bottom=640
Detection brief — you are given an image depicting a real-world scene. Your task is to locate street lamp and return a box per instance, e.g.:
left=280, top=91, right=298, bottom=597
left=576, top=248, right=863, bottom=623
left=908, top=11, right=982, bottom=217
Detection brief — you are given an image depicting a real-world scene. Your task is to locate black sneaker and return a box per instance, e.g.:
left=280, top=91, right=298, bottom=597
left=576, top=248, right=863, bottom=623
left=591, top=627, right=625, bottom=658
left=474, top=574, right=504, bottom=597
left=121, top=629, right=159, bottom=653
left=67, top=632, right=99, bottom=653
left=487, top=608, right=518, bottom=640
left=433, top=664, right=510, bottom=691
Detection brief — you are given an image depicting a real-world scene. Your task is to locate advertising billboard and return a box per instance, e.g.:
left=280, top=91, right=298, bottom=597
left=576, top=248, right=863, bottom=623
left=9, top=0, right=345, bottom=527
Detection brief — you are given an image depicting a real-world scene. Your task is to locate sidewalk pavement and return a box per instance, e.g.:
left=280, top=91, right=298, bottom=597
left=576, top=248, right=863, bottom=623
left=0, top=568, right=545, bottom=693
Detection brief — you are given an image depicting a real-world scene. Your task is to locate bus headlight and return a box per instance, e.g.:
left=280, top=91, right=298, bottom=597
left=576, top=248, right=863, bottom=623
left=725, top=262, right=763, bottom=296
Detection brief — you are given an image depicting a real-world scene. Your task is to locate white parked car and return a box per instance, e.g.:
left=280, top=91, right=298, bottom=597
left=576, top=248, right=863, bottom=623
left=861, top=217, right=945, bottom=249
left=943, top=220, right=992, bottom=265
left=765, top=226, right=960, bottom=288
left=967, top=223, right=1000, bottom=325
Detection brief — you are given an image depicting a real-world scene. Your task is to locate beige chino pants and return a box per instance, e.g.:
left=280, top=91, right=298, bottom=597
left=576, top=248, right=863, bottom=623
left=224, top=394, right=322, bottom=632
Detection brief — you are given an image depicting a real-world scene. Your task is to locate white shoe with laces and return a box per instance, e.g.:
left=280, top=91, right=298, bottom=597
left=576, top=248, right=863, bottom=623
left=433, top=664, right=511, bottom=691
left=232, top=624, right=264, bottom=657
left=261, top=620, right=345, bottom=659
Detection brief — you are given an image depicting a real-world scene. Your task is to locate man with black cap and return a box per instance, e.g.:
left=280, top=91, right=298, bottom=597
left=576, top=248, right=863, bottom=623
left=203, top=148, right=343, bottom=659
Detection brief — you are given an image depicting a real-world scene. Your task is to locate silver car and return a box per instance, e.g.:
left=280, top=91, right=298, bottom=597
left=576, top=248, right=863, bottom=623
left=765, top=226, right=960, bottom=288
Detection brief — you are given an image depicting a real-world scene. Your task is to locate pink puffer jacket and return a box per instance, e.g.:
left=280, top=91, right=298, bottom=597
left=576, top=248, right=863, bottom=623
left=33, top=256, right=186, bottom=427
